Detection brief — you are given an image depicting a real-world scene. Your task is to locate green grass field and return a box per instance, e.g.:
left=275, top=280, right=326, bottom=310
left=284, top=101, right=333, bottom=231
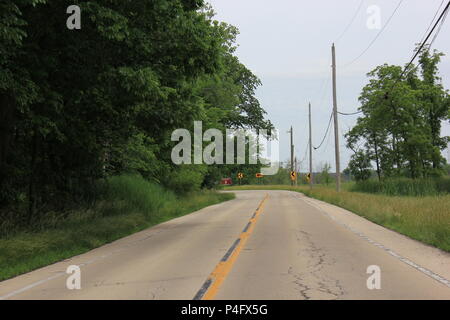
left=227, top=184, right=450, bottom=252
left=0, top=175, right=234, bottom=281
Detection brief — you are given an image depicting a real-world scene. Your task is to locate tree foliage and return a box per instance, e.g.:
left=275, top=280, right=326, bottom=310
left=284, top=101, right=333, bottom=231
left=0, top=1, right=272, bottom=222
left=345, top=47, right=449, bottom=181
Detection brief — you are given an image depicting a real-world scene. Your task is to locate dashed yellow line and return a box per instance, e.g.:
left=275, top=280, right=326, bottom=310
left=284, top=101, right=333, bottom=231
left=194, top=194, right=269, bottom=300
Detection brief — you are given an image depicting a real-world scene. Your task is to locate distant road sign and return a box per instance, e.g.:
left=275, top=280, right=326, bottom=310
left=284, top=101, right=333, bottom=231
left=306, top=173, right=311, bottom=182
left=221, top=178, right=233, bottom=185
left=290, top=171, right=296, bottom=181
left=255, top=173, right=264, bottom=178
left=237, top=173, right=244, bottom=179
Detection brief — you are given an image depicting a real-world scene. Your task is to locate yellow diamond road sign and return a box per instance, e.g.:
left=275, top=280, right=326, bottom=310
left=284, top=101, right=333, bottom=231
left=290, top=171, right=296, bottom=181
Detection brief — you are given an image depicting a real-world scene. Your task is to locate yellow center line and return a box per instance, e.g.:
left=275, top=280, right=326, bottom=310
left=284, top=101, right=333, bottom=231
left=201, top=194, right=269, bottom=300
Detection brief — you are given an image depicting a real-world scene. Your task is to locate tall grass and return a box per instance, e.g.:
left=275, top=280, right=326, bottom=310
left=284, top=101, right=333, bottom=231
left=98, top=175, right=177, bottom=219
left=0, top=175, right=234, bottom=281
left=228, top=184, right=450, bottom=252
left=350, top=177, right=450, bottom=196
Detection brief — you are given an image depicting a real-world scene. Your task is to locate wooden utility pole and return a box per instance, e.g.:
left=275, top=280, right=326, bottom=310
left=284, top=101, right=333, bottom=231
left=294, top=156, right=298, bottom=186
left=332, top=43, right=341, bottom=192
left=290, top=126, right=294, bottom=186
left=308, top=102, right=313, bottom=189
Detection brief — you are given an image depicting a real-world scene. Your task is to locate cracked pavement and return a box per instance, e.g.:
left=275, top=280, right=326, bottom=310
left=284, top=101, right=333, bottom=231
left=1, top=190, right=450, bottom=299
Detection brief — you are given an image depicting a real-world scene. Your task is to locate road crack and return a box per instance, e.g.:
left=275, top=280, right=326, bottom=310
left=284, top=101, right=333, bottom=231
left=287, top=230, right=345, bottom=300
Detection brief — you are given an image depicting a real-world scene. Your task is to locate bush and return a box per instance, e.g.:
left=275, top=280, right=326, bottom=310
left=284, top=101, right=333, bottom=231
left=165, top=165, right=207, bottom=194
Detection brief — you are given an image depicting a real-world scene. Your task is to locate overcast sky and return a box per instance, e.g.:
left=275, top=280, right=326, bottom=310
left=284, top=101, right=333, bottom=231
left=208, top=0, right=450, bottom=171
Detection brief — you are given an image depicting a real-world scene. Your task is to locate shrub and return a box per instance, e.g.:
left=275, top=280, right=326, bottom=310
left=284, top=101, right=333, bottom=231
left=165, top=165, right=207, bottom=194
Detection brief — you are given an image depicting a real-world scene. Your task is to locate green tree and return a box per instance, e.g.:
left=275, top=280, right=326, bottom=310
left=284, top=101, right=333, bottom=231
left=418, top=48, right=449, bottom=172
left=347, top=151, right=373, bottom=182
left=346, top=48, right=449, bottom=180
left=0, top=0, right=274, bottom=227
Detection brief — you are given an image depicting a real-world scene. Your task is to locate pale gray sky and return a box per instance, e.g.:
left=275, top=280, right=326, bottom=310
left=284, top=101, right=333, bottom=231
left=208, top=0, right=450, bottom=171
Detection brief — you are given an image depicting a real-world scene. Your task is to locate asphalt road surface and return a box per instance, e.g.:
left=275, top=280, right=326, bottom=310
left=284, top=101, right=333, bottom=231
left=1, top=190, right=449, bottom=300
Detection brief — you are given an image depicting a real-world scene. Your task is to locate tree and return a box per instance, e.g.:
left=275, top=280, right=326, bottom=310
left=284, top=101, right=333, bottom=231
left=0, top=0, right=274, bottom=226
left=345, top=48, right=449, bottom=180
left=347, top=151, right=373, bottom=182
left=418, top=48, right=449, bottom=172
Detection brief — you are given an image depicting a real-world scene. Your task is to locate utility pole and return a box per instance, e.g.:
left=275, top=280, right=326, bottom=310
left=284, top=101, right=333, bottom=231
left=332, top=43, right=341, bottom=192
left=294, top=156, right=298, bottom=186
left=290, top=126, right=294, bottom=186
left=308, top=102, right=313, bottom=189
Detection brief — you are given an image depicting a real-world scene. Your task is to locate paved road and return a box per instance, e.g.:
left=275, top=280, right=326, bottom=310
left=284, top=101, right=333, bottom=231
left=1, top=190, right=449, bottom=300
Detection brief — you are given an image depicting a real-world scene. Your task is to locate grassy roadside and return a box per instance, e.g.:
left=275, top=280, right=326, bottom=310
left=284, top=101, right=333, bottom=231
left=227, top=185, right=450, bottom=252
left=0, top=175, right=234, bottom=281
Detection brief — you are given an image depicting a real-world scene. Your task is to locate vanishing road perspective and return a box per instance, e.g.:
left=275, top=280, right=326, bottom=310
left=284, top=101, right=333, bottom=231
left=2, top=1, right=450, bottom=306
left=1, top=190, right=449, bottom=300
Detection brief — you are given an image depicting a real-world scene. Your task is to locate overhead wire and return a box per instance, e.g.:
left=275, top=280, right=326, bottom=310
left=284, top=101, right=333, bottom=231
left=334, top=0, right=365, bottom=44
left=419, top=0, right=445, bottom=44
left=299, top=140, right=309, bottom=171
left=338, top=110, right=363, bottom=116
left=429, top=5, right=449, bottom=48
left=390, top=0, right=450, bottom=92
left=342, top=0, right=404, bottom=67
left=313, top=112, right=333, bottom=150
left=339, top=1, right=450, bottom=115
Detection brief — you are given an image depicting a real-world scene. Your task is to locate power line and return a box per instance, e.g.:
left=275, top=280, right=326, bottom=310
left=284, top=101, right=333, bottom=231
left=342, top=0, right=404, bottom=67
left=315, top=73, right=330, bottom=100
left=392, top=0, right=450, bottom=91
left=419, top=0, right=445, bottom=44
left=345, top=1, right=450, bottom=112
left=430, top=4, right=449, bottom=48
left=338, top=110, right=363, bottom=116
left=313, top=112, right=333, bottom=150
left=316, top=76, right=331, bottom=110
left=313, top=57, right=332, bottom=107
left=400, top=1, right=449, bottom=77
left=319, top=121, right=333, bottom=155
left=300, top=140, right=309, bottom=167
left=324, top=1, right=450, bottom=173
left=336, top=2, right=449, bottom=121
left=334, top=0, right=365, bottom=44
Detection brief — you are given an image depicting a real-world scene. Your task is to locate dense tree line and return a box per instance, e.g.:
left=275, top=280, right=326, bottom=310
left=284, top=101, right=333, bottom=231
left=346, top=48, right=450, bottom=181
left=0, top=1, right=272, bottom=223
